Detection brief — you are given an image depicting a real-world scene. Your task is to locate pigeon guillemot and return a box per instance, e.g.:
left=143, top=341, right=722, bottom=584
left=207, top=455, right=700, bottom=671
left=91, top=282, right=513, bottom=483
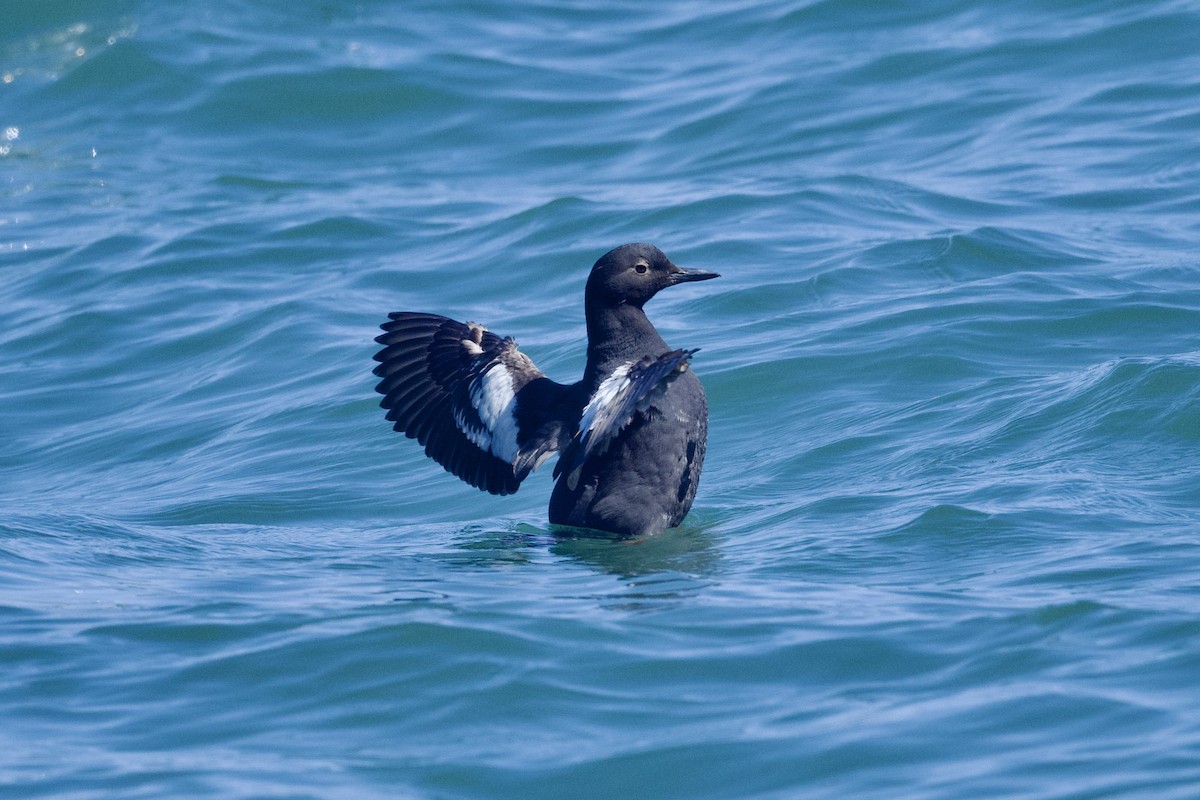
left=372, top=243, right=718, bottom=537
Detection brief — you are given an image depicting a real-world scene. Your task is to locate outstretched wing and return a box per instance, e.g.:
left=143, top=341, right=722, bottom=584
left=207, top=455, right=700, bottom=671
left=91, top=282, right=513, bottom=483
left=554, top=348, right=698, bottom=491
left=372, top=312, right=571, bottom=495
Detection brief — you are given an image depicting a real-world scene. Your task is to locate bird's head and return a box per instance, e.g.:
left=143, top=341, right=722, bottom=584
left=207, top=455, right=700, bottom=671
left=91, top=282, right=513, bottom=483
left=585, top=243, right=719, bottom=309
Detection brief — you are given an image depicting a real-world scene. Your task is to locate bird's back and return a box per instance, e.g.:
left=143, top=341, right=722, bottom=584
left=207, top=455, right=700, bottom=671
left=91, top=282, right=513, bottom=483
left=549, top=367, right=707, bottom=536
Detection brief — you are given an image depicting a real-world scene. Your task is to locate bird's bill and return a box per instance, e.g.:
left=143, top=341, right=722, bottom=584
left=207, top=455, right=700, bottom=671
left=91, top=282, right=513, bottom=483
left=667, top=266, right=721, bottom=284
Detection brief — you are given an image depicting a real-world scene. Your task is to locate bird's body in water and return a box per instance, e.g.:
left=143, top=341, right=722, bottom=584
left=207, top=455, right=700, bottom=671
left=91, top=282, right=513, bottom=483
left=371, top=243, right=718, bottom=537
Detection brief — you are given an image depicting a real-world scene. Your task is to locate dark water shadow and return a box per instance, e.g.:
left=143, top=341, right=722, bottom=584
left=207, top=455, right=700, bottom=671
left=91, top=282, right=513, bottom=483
left=547, top=523, right=722, bottom=580
left=445, top=516, right=722, bottom=581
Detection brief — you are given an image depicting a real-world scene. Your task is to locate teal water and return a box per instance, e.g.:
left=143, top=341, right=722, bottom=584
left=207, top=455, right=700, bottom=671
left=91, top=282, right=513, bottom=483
left=4, top=1, right=1200, bottom=797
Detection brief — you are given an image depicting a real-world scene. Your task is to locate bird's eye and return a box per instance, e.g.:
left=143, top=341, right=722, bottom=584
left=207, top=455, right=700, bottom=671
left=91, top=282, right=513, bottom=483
left=635, top=263, right=648, bottom=274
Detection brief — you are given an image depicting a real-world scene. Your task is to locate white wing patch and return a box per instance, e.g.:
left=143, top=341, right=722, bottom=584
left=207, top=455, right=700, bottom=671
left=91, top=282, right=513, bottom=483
left=455, top=362, right=521, bottom=463
left=578, top=361, right=633, bottom=441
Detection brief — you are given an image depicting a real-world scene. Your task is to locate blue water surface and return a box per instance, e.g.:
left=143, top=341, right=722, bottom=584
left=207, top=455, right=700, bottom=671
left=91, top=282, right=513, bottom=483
left=3, top=1, right=1200, bottom=798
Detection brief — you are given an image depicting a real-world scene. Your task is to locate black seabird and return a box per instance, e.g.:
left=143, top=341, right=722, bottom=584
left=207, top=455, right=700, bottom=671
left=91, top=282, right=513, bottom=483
left=371, top=243, right=718, bottom=537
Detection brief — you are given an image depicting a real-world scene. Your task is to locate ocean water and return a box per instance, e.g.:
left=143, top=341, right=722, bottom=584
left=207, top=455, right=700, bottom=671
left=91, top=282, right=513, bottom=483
left=3, top=0, right=1200, bottom=797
